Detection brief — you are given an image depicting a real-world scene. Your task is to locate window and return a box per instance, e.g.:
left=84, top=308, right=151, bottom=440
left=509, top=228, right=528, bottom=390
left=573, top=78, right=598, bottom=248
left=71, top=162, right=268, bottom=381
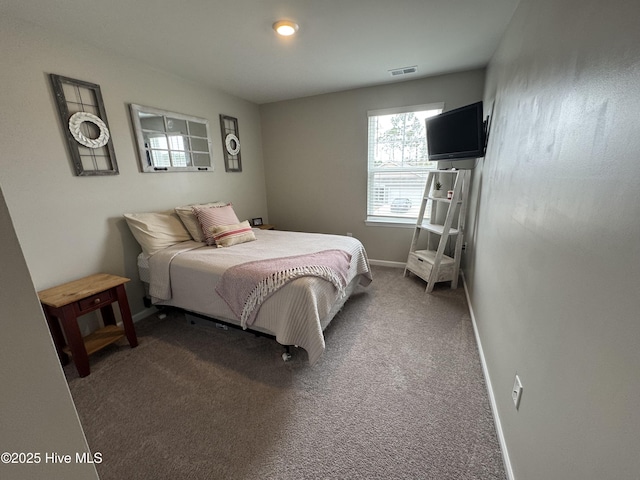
left=366, top=103, right=443, bottom=224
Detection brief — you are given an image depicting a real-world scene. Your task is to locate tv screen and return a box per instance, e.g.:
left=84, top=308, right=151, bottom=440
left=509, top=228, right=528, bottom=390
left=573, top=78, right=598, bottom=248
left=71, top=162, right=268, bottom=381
left=426, top=101, right=485, bottom=161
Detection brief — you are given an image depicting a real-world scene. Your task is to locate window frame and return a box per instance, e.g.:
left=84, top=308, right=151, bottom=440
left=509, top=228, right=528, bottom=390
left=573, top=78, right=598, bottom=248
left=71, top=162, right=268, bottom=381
left=365, top=102, right=444, bottom=226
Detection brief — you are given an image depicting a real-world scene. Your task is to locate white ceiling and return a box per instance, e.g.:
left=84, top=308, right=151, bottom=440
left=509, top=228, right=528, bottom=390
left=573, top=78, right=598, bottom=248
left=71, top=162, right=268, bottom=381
left=2, top=0, right=520, bottom=104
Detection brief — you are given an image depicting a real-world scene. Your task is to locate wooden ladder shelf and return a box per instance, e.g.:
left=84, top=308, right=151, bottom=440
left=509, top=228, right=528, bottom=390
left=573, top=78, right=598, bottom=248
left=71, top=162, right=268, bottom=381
left=403, top=169, right=470, bottom=293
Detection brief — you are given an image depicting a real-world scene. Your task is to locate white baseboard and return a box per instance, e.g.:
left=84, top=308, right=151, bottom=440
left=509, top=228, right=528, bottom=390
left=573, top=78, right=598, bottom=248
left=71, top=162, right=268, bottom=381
left=461, top=271, right=515, bottom=480
left=132, top=306, right=157, bottom=323
left=368, top=259, right=406, bottom=268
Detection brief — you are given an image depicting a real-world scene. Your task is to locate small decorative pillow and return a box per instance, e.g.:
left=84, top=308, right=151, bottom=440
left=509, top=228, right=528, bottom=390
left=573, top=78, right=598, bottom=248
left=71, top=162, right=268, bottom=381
left=211, top=221, right=256, bottom=247
left=175, top=201, right=228, bottom=242
left=192, top=204, right=241, bottom=246
left=123, top=211, right=191, bottom=256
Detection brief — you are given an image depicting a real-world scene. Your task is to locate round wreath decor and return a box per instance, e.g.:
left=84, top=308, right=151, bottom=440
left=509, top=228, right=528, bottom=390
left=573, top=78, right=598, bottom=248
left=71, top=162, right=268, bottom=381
left=224, top=133, right=240, bottom=156
left=68, top=111, right=110, bottom=149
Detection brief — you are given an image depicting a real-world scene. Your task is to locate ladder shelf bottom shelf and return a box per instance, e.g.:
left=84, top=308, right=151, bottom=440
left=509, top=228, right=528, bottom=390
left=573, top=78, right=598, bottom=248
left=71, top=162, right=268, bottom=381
left=405, top=250, right=456, bottom=285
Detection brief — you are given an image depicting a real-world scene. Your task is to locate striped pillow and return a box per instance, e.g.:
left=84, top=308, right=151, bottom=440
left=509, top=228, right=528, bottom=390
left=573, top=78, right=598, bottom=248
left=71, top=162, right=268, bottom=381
left=211, top=221, right=256, bottom=247
left=175, top=201, right=228, bottom=242
left=192, top=204, right=240, bottom=245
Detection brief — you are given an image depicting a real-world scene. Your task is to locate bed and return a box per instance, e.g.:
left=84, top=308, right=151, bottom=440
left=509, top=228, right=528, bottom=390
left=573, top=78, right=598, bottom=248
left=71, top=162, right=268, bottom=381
left=127, top=207, right=372, bottom=364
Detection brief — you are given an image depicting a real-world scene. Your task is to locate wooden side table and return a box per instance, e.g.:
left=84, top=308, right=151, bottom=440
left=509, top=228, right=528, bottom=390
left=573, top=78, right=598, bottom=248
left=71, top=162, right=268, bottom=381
left=255, top=224, right=275, bottom=230
left=38, top=273, right=138, bottom=377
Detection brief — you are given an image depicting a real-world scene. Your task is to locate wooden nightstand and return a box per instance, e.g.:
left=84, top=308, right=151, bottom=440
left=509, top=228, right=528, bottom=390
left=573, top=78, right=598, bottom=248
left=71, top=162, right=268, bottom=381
left=255, top=224, right=275, bottom=230
left=38, top=273, right=138, bottom=377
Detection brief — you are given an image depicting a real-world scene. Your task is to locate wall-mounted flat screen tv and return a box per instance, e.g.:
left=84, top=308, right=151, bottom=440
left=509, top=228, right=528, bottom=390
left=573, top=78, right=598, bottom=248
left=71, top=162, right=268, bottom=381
left=426, top=101, right=485, bottom=161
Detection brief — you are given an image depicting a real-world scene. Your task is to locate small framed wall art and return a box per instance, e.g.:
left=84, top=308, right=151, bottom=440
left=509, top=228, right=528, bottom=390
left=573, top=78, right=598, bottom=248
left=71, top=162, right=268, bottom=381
left=219, top=114, right=242, bottom=172
left=49, top=74, right=119, bottom=176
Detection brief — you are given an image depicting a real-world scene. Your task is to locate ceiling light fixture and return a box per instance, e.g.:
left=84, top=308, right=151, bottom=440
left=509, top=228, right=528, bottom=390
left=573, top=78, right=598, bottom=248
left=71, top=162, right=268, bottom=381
left=273, top=20, right=299, bottom=36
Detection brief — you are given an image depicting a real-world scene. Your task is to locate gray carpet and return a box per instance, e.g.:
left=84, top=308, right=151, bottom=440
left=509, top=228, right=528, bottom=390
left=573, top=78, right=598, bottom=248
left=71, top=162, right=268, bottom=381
left=65, top=266, right=506, bottom=480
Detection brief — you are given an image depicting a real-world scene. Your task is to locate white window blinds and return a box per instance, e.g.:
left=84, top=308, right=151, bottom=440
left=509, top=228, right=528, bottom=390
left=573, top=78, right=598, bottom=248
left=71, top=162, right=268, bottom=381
left=366, top=103, right=443, bottom=223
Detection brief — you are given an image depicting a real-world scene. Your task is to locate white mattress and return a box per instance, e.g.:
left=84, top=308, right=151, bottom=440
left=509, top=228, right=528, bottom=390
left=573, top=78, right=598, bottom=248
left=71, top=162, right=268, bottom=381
left=138, top=229, right=371, bottom=364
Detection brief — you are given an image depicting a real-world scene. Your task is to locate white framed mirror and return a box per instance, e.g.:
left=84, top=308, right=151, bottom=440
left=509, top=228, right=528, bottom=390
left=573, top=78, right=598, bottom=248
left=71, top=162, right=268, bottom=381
left=129, top=104, right=214, bottom=173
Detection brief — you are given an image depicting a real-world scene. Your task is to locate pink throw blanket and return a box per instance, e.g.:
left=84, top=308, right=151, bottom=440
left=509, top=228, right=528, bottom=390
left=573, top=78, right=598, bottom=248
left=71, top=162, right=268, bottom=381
left=215, top=249, right=352, bottom=328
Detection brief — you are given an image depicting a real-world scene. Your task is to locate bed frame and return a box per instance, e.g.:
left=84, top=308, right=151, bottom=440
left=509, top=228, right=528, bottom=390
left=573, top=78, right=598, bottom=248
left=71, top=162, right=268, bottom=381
left=183, top=310, right=296, bottom=361
left=142, top=269, right=364, bottom=362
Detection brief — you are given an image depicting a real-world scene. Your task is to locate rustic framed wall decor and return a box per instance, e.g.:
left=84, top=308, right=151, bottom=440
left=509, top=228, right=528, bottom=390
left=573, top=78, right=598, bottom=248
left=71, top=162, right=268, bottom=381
left=219, top=114, right=242, bottom=172
left=49, top=74, right=119, bottom=176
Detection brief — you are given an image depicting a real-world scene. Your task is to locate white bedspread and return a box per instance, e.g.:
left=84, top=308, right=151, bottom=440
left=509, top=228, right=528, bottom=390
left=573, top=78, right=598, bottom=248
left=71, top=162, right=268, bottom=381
left=145, top=229, right=372, bottom=364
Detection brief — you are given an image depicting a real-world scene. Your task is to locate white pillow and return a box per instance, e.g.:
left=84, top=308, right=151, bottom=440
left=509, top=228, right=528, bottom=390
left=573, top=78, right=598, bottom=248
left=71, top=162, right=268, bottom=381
left=175, top=201, right=228, bottom=242
left=124, top=211, right=191, bottom=256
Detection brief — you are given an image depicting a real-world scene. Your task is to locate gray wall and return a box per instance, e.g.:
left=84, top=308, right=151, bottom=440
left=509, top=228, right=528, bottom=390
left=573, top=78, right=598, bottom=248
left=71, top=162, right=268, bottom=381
left=6, top=2, right=640, bottom=478
left=0, top=186, right=99, bottom=480
left=0, top=16, right=268, bottom=317
left=465, top=0, right=640, bottom=478
left=260, top=70, right=485, bottom=263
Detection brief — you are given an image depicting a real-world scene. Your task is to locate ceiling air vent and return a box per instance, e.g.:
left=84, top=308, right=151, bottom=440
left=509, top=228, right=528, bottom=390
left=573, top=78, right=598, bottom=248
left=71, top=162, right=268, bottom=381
left=389, top=65, right=418, bottom=77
